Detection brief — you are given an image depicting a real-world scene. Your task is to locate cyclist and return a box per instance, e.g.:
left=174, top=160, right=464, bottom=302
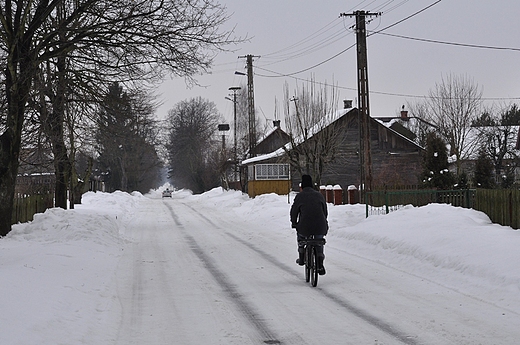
left=290, top=174, right=328, bottom=275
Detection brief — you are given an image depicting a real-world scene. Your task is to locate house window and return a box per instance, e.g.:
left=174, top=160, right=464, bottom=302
left=253, top=164, right=290, bottom=180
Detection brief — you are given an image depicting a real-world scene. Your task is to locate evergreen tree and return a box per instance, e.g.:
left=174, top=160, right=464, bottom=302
left=420, top=133, right=456, bottom=189
left=500, top=165, right=515, bottom=189
left=95, top=82, right=162, bottom=193
left=455, top=171, right=469, bottom=189
left=473, top=149, right=495, bottom=189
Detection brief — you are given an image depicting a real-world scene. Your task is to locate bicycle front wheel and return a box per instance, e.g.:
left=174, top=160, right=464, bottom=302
left=310, top=246, right=319, bottom=287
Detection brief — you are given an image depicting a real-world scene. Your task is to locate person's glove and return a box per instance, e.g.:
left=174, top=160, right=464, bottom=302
left=291, top=223, right=297, bottom=229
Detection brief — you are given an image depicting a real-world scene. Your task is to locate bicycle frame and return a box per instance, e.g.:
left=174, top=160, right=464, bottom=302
left=299, top=237, right=326, bottom=287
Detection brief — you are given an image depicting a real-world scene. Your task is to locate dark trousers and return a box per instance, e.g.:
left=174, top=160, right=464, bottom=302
left=297, top=233, right=325, bottom=259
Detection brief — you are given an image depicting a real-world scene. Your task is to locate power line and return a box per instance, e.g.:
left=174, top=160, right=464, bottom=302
left=254, top=1, right=442, bottom=78
left=369, top=31, right=520, bottom=52
left=262, top=18, right=344, bottom=58
left=368, top=0, right=442, bottom=37
left=255, top=43, right=357, bottom=77
left=254, top=67, right=520, bottom=101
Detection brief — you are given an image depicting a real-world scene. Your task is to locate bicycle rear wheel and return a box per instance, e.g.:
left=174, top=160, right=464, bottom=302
left=310, top=246, right=318, bottom=287
left=304, top=246, right=310, bottom=282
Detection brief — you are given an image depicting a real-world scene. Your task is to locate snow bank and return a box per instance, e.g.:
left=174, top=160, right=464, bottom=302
left=1, top=191, right=141, bottom=345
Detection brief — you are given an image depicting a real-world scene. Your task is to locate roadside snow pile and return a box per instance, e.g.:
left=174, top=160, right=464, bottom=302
left=8, top=190, right=141, bottom=245
left=189, top=187, right=248, bottom=209
left=1, top=191, right=141, bottom=345
left=331, top=203, right=520, bottom=295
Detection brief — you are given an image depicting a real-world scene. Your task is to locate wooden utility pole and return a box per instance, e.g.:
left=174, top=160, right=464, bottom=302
left=238, top=54, right=260, bottom=157
left=341, top=10, right=380, bottom=194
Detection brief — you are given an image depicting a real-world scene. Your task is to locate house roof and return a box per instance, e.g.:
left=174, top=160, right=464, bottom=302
left=242, top=107, right=424, bottom=165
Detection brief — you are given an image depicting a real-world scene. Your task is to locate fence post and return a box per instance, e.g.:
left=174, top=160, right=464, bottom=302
left=320, top=185, right=326, bottom=199
left=347, top=185, right=358, bottom=204
left=385, top=191, right=389, bottom=214
left=326, top=185, right=333, bottom=203
left=333, top=185, right=343, bottom=205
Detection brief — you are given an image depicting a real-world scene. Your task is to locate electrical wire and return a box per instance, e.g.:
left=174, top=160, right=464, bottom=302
left=259, top=20, right=355, bottom=67
left=262, top=18, right=343, bottom=59
left=370, top=31, right=520, bottom=52
left=254, top=67, right=520, bottom=101
left=255, top=1, right=442, bottom=77
left=255, top=42, right=357, bottom=77
left=225, top=0, right=520, bottom=102
left=367, top=0, right=442, bottom=37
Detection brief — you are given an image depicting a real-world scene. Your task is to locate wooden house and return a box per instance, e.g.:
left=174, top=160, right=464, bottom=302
left=242, top=107, right=425, bottom=198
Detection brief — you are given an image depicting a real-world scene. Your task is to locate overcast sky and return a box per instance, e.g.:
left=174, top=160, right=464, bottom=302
left=157, top=0, right=520, bottom=130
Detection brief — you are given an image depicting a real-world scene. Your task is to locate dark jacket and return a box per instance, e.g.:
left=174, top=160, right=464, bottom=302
left=290, top=187, right=328, bottom=237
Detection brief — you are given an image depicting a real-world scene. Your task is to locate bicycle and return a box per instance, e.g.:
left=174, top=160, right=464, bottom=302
left=299, top=236, right=326, bottom=287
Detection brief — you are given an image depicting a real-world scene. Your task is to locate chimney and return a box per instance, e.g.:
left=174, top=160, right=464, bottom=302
left=400, top=105, right=408, bottom=121
left=343, top=99, right=353, bottom=109
left=273, top=120, right=281, bottom=128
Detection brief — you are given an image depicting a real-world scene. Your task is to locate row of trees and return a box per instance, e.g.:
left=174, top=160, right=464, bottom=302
left=0, top=0, right=238, bottom=235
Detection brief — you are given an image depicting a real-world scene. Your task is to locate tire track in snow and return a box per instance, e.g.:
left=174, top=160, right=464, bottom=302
left=163, top=202, right=285, bottom=345
left=227, top=232, right=421, bottom=345
left=178, top=202, right=421, bottom=345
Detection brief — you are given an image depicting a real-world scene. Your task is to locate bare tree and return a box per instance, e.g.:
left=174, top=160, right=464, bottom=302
left=165, top=97, right=221, bottom=193
left=473, top=104, right=520, bottom=186
left=282, top=79, right=344, bottom=187
left=0, top=0, right=238, bottom=235
left=406, top=102, right=438, bottom=147
left=415, top=74, right=483, bottom=175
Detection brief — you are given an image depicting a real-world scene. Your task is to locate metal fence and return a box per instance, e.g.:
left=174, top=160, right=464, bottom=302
left=366, top=189, right=475, bottom=216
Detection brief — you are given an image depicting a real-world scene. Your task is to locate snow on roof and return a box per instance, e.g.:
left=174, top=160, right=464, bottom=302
left=374, top=118, right=425, bottom=149
left=243, top=108, right=430, bottom=165
left=242, top=107, right=351, bottom=165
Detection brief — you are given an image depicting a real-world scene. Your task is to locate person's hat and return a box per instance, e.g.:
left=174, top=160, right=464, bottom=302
left=301, top=175, right=313, bottom=188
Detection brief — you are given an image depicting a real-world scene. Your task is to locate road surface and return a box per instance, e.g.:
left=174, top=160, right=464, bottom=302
left=106, top=193, right=518, bottom=345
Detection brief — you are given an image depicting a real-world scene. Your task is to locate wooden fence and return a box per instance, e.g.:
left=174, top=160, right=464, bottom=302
left=366, top=189, right=519, bottom=230
left=474, top=189, right=520, bottom=230
left=12, top=193, right=54, bottom=225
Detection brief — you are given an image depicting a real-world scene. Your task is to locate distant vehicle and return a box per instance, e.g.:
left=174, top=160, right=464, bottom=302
left=162, top=188, right=172, bottom=198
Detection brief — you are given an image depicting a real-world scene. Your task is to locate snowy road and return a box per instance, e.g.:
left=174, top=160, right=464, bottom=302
left=107, top=193, right=520, bottom=345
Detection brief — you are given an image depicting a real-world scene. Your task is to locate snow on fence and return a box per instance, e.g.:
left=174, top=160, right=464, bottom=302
left=366, top=189, right=520, bottom=230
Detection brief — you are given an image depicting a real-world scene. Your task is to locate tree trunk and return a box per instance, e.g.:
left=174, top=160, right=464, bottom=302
left=73, top=157, right=93, bottom=204
left=0, top=57, right=33, bottom=235
left=44, top=56, right=71, bottom=209
left=0, top=131, right=21, bottom=236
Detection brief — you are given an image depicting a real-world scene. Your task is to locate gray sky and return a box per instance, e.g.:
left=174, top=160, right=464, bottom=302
left=158, top=0, right=520, bottom=129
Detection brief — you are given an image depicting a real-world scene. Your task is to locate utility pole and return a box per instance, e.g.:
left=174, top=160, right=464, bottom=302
left=238, top=54, right=260, bottom=157
left=341, top=10, right=380, bottom=195
left=226, top=86, right=241, bottom=181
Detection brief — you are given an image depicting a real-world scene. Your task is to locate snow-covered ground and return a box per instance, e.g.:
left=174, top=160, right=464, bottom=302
left=1, top=188, right=519, bottom=344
